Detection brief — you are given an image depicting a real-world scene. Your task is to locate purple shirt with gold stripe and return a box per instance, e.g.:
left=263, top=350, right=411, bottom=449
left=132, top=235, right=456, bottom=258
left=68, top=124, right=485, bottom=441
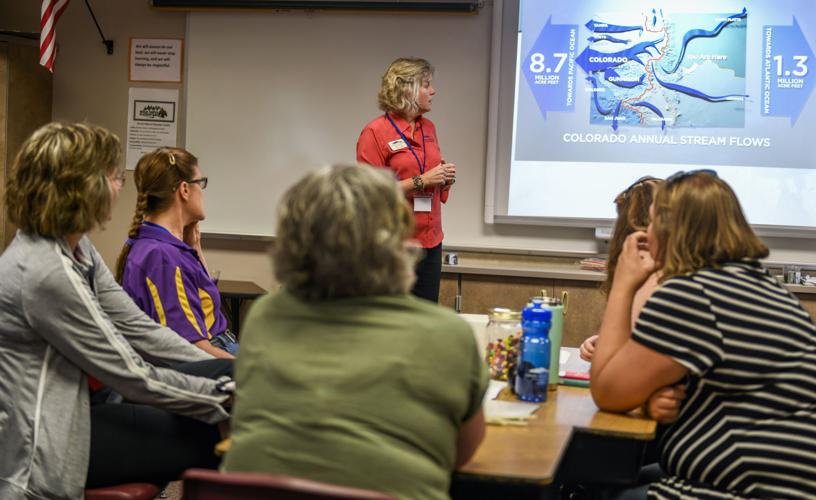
left=121, top=222, right=227, bottom=343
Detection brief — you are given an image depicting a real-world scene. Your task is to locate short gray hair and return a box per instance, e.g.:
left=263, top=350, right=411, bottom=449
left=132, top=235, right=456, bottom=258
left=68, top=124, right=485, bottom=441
left=273, top=164, right=416, bottom=300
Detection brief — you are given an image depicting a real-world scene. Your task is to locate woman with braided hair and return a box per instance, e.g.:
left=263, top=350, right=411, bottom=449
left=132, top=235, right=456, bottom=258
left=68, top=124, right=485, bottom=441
left=115, top=147, right=237, bottom=359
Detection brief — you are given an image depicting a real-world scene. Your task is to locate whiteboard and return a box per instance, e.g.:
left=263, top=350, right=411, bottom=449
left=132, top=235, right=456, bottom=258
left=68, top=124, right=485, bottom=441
left=185, top=6, right=601, bottom=255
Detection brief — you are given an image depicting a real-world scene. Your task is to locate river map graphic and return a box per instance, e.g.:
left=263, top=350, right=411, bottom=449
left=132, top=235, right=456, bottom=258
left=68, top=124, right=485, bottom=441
left=579, top=9, right=748, bottom=130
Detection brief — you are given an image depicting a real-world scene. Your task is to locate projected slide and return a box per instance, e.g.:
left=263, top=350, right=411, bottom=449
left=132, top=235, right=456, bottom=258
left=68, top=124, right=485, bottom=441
left=508, top=1, right=816, bottom=228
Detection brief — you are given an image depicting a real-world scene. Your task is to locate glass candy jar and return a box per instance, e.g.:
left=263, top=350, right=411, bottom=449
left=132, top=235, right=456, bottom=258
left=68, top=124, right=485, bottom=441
left=484, top=308, right=522, bottom=381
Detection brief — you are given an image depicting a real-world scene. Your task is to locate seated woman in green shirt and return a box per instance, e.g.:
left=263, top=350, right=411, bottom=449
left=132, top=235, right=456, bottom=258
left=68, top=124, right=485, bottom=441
left=222, top=164, right=488, bottom=499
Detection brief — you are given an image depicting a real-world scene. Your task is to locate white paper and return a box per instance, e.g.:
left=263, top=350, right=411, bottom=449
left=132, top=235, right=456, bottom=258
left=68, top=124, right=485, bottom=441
left=129, top=38, right=183, bottom=83
left=126, top=88, right=178, bottom=170
left=559, top=346, right=591, bottom=377
left=483, top=379, right=506, bottom=403
left=484, top=400, right=539, bottom=421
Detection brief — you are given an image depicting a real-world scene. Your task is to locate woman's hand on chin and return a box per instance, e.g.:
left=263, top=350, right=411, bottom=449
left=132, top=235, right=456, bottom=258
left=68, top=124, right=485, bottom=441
left=183, top=221, right=202, bottom=249
left=614, top=231, right=656, bottom=293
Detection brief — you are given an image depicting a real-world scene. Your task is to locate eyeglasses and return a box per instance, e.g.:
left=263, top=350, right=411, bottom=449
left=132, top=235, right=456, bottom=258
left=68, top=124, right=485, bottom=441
left=111, top=170, right=126, bottom=187
left=187, top=177, right=208, bottom=190
left=665, top=169, right=718, bottom=187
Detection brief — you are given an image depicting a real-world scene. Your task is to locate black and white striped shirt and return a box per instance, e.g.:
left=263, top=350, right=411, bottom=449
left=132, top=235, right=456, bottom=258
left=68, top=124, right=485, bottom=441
left=633, top=262, right=816, bottom=499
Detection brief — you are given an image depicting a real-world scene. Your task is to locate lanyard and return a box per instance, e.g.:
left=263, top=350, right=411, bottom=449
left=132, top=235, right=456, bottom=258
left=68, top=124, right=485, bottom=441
left=385, top=113, right=426, bottom=174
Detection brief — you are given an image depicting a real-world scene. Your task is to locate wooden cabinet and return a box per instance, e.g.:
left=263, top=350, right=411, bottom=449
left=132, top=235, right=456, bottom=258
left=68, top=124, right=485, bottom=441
left=459, top=274, right=553, bottom=315
left=0, top=40, right=52, bottom=250
left=553, top=280, right=606, bottom=347
left=439, top=274, right=459, bottom=311
left=441, top=271, right=604, bottom=348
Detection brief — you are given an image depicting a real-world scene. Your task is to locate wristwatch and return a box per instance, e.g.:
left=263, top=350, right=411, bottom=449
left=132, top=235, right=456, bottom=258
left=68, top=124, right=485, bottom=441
left=412, top=175, right=424, bottom=192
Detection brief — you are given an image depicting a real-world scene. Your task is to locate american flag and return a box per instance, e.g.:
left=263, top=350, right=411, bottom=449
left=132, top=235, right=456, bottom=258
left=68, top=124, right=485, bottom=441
left=39, top=0, right=70, bottom=72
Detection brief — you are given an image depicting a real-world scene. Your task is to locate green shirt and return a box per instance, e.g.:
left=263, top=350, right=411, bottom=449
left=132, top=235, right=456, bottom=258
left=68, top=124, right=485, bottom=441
left=222, top=290, right=489, bottom=500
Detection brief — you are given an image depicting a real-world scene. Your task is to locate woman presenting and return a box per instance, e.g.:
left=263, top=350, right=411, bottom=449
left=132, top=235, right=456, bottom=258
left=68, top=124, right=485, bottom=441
left=357, top=57, right=455, bottom=303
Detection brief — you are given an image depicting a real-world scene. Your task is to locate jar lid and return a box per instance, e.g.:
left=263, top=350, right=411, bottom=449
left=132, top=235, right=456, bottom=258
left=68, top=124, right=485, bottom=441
left=488, top=307, right=521, bottom=320
left=529, top=296, right=562, bottom=306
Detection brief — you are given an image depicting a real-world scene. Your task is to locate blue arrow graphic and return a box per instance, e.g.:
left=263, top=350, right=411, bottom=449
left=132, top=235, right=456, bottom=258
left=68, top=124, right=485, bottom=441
left=631, top=101, right=666, bottom=130
left=604, top=69, right=646, bottom=89
left=652, top=63, right=748, bottom=102
left=588, top=34, right=629, bottom=44
left=576, top=38, right=663, bottom=73
left=586, top=76, right=616, bottom=115
left=586, top=20, right=642, bottom=34
left=664, top=8, right=748, bottom=74
left=523, top=17, right=579, bottom=119
left=762, top=17, right=816, bottom=125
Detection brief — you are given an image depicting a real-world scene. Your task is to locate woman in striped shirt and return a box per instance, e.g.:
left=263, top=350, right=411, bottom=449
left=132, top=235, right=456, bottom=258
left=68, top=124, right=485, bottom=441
left=591, top=170, right=816, bottom=499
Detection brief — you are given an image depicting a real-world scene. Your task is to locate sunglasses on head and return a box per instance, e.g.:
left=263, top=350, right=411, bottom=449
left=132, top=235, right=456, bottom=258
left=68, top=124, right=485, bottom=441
left=665, top=169, right=718, bottom=187
left=615, top=175, right=661, bottom=202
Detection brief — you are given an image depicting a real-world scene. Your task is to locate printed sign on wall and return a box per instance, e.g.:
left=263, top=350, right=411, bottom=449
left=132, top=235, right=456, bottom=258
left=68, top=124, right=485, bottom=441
left=126, top=88, right=179, bottom=169
left=129, top=38, right=183, bottom=83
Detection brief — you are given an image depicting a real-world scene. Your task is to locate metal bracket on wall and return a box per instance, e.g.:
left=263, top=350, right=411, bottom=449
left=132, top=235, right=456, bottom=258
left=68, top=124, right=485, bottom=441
left=84, top=0, right=114, bottom=55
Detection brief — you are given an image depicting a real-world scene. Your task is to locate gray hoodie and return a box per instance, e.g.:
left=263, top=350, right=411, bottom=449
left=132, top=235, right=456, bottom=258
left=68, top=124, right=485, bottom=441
left=0, top=232, right=230, bottom=499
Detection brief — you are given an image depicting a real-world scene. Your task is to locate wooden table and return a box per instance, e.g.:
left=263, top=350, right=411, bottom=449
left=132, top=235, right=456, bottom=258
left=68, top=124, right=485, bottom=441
left=455, top=386, right=656, bottom=496
left=217, top=280, right=267, bottom=335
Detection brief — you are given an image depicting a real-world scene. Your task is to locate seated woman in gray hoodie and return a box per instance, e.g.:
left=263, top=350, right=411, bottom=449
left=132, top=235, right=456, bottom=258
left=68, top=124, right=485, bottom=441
left=0, top=122, right=233, bottom=500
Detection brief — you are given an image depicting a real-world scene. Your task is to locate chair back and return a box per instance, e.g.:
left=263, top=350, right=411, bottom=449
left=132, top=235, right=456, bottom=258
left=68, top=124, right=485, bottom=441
left=182, top=469, right=396, bottom=500
left=85, top=483, right=161, bottom=500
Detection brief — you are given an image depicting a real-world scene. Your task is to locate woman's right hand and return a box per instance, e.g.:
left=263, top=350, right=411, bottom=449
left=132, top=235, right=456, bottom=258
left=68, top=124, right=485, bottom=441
left=183, top=221, right=202, bottom=250
left=421, top=163, right=450, bottom=187
left=579, top=335, right=598, bottom=362
left=646, top=384, right=686, bottom=424
left=613, top=231, right=656, bottom=293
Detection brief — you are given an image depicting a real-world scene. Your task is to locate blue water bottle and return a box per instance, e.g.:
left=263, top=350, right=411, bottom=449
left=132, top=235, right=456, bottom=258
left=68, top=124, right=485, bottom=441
left=514, top=304, right=552, bottom=402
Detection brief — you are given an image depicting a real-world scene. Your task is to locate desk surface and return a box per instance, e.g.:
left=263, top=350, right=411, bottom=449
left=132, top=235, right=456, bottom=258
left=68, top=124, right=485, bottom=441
left=217, top=279, right=267, bottom=298
left=458, top=386, right=656, bottom=484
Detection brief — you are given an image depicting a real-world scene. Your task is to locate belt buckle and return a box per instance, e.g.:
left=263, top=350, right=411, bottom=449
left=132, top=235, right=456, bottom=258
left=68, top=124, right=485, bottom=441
left=222, top=329, right=237, bottom=343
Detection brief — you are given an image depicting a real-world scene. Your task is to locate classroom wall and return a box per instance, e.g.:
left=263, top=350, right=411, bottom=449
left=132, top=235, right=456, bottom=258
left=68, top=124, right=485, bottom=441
left=0, top=0, right=278, bottom=289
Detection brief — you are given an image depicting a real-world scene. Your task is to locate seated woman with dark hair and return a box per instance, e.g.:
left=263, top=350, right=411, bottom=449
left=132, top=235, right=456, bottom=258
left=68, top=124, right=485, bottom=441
left=592, top=171, right=816, bottom=499
left=0, top=123, right=233, bottom=499
left=222, top=164, right=488, bottom=499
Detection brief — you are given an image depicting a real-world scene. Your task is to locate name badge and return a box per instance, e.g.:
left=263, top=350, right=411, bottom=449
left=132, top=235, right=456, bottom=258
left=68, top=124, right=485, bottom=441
left=388, top=139, right=408, bottom=151
left=414, top=194, right=432, bottom=212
